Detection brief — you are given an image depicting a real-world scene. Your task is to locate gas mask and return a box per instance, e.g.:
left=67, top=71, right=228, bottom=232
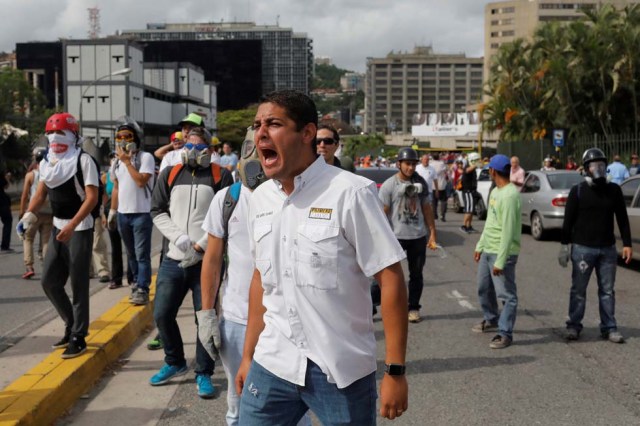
left=238, top=129, right=267, bottom=190
left=586, top=160, right=607, bottom=186
left=404, top=182, right=423, bottom=197
left=181, top=142, right=211, bottom=169
left=115, top=129, right=138, bottom=154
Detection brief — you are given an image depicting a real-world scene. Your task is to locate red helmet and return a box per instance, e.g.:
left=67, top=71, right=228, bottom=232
left=45, top=113, right=79, bottom=134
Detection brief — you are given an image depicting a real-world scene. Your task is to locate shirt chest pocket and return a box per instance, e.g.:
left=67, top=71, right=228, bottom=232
left=296, top=224, right=339, bottom=290
left=254, top=223, right=276, bottom=287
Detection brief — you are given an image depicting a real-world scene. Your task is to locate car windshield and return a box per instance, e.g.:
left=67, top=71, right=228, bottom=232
left=547, top=173, right=584, bottom=189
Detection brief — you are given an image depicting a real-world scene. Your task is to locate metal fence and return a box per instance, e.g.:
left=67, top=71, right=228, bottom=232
left=497, top=134, right=640, bottom=171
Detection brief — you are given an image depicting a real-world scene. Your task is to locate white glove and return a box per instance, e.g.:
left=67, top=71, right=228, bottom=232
left=179, top=245, right=203, bottom=269
left=558, top=244, right=570, bottom=268
left=196, top=309, right=221, bottom=360
left=16, top=212, right=38, bottom=240
left=174, top=234, right=192, bottom=253
left=107, top=209, right=118, bottom=231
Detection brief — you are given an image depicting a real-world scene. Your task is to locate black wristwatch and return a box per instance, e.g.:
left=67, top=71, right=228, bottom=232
left=384, top=363, right=406, bottom=376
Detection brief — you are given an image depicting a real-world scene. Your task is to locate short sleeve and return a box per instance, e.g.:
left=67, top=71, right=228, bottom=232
left=344, top=184, right=406, bottom=277
left=378, top=178, right=393, bottom=207
left=139, top=152, right=155, bottom=175
left=80, top=154, right=99, bottom=187
left=202, top=186, right=228, bottom=239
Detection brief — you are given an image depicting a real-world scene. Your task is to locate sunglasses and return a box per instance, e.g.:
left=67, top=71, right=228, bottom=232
left=115, top=132, right=135, bottom=142
left=317, top=137, right=336, bottom=145
left=184, top=143, right=208, bottom=151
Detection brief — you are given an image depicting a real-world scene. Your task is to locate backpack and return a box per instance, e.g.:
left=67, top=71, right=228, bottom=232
left=222, top=181, right=242, bottom=243
left=75, top=149, right=105, bottom=219
left=166, top=162, right=222, bottom=189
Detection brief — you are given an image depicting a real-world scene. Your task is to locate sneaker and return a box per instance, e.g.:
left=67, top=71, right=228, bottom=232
left=52, top=330, right=72, bottom=349
left=489, top=334, right=512, bottom=349
left=61, top=335, right=87, bottom=359
left=565, top=328, right=580, bottom=341
left=441, top=217, right=446, bottom=222
left=196, top=374, right=216, bottom=399
left=129, top=287, right=136, bottom=301
left=22, top=267, right=35, bottom=279
left=602, top=330, right=625, bottom=344
left=0, top=247, right=15, bottom=253
left=131, top=289, right=149, bottom=305
left=467, top=227, right=477, bottom=234
left=149, top=363, right=188, bottom=386
left=471, top=320, right=499, bottom=333
left=99, top=275, right=111, bottom=283
left=408, top=310, right=421, bottom=323
left=147, top=334, right=163, bottom=350
left=459, top=226, right=469, bottom=234
left=108, top=280, right=123, bottom=289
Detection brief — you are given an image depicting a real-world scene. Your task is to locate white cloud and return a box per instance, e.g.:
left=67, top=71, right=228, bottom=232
left=1, top=0, right=489, bottom=71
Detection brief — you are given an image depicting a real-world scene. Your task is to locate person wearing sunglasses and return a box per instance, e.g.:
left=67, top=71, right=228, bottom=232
left=149, top=126, right=233, bottom=398
left=316, top=124, right=355, bottom=172
left=108, top=119, right=155, bottom=306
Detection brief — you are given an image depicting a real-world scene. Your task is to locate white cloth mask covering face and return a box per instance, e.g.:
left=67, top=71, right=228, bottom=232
left=40, top=130, right=80, bottom=189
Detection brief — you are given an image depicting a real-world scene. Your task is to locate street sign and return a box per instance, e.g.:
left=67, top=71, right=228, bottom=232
left=553, top=129, right=565, bottom=147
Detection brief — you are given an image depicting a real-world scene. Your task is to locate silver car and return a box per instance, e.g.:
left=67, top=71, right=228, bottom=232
left=520, top=170, right=585, bottom=240
left=618, top=175, right=640, bottom=260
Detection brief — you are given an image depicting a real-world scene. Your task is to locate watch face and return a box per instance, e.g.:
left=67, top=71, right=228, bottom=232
left=386, top=364, right=406, bottom=376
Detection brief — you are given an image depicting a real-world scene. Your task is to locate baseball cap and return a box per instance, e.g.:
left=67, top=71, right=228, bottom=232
left=170, top=131, right=183, bottom=142
left=488, top=154, right=511, bottom=174
left=179, top=113, right=204, bottom=127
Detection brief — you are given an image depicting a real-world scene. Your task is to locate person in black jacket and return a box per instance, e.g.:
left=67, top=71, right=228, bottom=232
left=558, top=148, right=633, bottom=343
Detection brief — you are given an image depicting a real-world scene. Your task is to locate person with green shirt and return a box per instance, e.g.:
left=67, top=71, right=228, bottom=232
left=471, top=154, right=521, bottom=349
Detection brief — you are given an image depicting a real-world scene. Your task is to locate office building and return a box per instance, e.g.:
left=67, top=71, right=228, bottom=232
left=341, top=72, right=365, bottom=93
left=121, top=21, right=313, bottom=95
left=484, top=0, right=638, bottom=81
left=364, top=46, right=483, bottom=134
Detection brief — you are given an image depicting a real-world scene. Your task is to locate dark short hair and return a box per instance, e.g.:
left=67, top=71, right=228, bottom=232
left=317, top=123, right=340, bottom=143
left=259, top=90, right=318, bottom=131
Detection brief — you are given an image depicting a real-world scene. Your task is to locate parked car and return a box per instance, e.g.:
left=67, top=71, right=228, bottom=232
left=520, top=170, right=585, bottom=240
left=617, top=175, right=640, bottom=260
left=354, top=167, right=397, bottom=190
left=453, top=165, right=492, bottom=220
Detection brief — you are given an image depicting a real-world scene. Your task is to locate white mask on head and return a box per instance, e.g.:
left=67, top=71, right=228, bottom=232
left=41, top=130, right=80, bottom=188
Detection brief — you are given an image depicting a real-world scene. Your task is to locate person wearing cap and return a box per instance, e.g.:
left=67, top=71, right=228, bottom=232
left=558, top=148, right=632, bottom=343
left=17, top=112, right=99, bottom=359
left=541, top=157, right=556, bottom=171
left=472, top=154, right=521, bottom=349
left=379, top=147, right=437, bottom=324
left=19, top=149, right=53, bottom=279
left=108, top=119, right=155, bottom=306
left=155, top=131, right=184, bottom=172
left=630, top=154, right=639, bottom=176
left=607, top=154, right=630, bottom=185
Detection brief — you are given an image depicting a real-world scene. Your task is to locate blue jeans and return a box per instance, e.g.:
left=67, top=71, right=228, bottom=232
left=153, top=258, right=214, bottom=375
left=567, top=244, right=618, bottom=333
left=477, top=253, right=519, bottom=339
left=239, top=360, right=377, bottom=425
left=117, top=212, right=152, bottom=290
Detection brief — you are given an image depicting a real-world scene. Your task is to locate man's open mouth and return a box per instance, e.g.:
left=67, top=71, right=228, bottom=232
left=261, top=148, right=278, bottom=166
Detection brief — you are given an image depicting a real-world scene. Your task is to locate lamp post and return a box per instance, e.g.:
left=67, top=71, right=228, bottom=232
left=78, top=67, right=132, bottom=133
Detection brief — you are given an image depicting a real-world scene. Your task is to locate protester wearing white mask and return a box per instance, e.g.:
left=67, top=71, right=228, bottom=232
left=17, top=112, right=99, bottom=359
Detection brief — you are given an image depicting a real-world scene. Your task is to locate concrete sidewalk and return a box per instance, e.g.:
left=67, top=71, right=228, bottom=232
left=0, top=255, right=161, bottom=425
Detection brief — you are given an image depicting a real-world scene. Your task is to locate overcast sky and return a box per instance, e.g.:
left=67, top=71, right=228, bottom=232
left=0, top=0, right=489, bottom=72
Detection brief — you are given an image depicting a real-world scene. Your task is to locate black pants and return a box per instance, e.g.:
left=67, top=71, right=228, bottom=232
left=108, top=227, right=133, bottom=285
left=0, top=200, right=12, bottom=250
left=41, top=227, right=94, bottom=337
left=398, top=236, right=427, bottom=311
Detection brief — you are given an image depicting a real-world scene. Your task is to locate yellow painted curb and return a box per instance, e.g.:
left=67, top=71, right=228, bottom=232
left=0, top=279, right=157, bottom=426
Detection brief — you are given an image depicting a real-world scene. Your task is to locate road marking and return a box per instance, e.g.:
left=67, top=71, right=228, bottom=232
left=447, top=290, right=477, bottom=311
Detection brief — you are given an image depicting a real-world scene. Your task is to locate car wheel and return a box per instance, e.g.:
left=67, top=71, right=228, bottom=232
left=475, top=199, right=487, bottom=220
left=531, top=212, right=546, bottom=240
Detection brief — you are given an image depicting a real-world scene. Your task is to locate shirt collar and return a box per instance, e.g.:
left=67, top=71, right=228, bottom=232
left=275, top=156, right=326, bottom=194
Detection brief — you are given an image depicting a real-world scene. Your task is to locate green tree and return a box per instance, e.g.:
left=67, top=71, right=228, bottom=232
left=217, top=106, right=257, bottom=150
left=341, top=134, right=385, bottom=158
left=482, top=4, right=640, bottom=142
left=0, top=68, right=52, bottom=172
left=312, top=64, right=348, bottom=90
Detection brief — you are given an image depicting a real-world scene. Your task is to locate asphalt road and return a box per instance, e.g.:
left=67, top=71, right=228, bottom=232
left=0, top=211, right=163, bottom=353
left=137, top=213, right=640, bottom=426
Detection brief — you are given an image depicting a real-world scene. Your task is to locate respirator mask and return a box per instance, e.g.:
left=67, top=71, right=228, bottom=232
left=404, top=182, right=423, bottom=197
left=181, top=142, right=211, bottom=169
left=238, top=129, right=267, bottom=190
left=587, top=161, right=607, bottom=186
left=115, top=129, right=138, bottom=154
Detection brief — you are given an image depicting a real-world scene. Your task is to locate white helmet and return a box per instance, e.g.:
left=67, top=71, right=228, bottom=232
left=468, top=152, right=481, bottom=163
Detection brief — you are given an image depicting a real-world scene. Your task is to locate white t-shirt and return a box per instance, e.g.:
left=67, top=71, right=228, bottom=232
left=42, top=153, right=99, bottom=231
left=113, top=151, right=155, bottom=214
left=431, top=160, right=448, bottom=191
left=159, top=149, right=182, bottom=172
left=202, top=185, right=252, bottom=325
left=415, top=163, right=436, bottom=192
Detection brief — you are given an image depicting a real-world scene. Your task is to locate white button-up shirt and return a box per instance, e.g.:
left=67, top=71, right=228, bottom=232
left=248, top=157, right=406, bottom=389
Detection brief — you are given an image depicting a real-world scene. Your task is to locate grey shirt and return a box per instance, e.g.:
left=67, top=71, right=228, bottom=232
left=379, top=173, right=429, bottom=240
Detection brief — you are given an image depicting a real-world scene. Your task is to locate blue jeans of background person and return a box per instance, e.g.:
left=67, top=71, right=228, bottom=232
left=117, top=212, right=152, bottom=291
left=153, top=258, right=214, bottom=375
left=239, top=360, right=376, bottom=425
left=567, top=244, right=618, bottom=333
left=398, top=236, right=427, bottom=311
left=477, top=253, right=519, bottom=340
